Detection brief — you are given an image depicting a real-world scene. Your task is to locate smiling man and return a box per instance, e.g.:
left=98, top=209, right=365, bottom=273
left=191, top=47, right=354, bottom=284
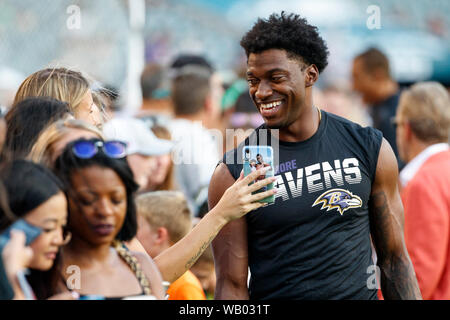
left=209, top=12, right=421, bottom=300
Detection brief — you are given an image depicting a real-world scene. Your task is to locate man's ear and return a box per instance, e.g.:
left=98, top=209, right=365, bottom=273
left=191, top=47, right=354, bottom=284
left=305, top=64, right=319, bottom=87
left=404, top=122, right=414, bottom=141
left=203, top=94, right=212, bottom=113
left=204, top=94, right=213, bottom=114
left=155, top=227, right=170, bottom=245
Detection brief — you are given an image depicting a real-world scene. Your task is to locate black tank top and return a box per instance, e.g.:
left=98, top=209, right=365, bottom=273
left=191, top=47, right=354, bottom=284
left=222, top=110, right=382, bottom=300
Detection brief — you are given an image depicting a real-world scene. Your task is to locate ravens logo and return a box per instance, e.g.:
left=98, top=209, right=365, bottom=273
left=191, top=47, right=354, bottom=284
left=312, top=188, right=362, bottom=215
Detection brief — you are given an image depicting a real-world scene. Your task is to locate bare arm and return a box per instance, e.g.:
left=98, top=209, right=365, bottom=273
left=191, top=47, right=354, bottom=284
left=125, top=238, right=148, bottom=255
left=210, top=163, right=250, bottom=300
left=154, top=166, right=275, bottom=284
left=369, top=138, right=422, bottom=300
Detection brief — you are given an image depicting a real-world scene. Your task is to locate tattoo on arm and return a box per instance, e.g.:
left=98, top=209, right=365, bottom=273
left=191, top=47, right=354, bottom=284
left=370, top=191, right=422, bottom=300
left=185, top=234, right=216, bottom=270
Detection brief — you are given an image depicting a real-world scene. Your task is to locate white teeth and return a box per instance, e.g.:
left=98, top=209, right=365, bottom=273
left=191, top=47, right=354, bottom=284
left=261, top=101, right=282, bottom=109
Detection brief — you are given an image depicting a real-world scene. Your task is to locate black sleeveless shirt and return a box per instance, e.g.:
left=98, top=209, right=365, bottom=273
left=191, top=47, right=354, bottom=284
left=222, top=110, right=383, bottom=300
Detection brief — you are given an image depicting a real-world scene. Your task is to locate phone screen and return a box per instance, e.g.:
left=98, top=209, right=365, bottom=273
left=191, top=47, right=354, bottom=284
left=243, top=146, right=275, bottom=203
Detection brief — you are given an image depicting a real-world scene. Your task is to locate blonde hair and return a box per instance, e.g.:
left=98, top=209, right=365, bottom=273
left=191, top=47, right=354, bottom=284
left=14, top=67, right=90, bottom=116
left=398, top=82, right=450, bottom=143
left=28, top=117, right=104, bottom=167
left=136, top=191, right=192, bottom=244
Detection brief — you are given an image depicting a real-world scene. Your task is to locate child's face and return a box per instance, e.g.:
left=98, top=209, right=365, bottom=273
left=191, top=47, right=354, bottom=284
left=136, top=215, right=160, bottom=258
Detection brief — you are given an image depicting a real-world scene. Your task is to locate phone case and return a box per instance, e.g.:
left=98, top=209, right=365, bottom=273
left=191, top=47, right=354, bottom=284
left=243, top=146, right=275, bottom=203
left=0, top=219, right=42, bottom=247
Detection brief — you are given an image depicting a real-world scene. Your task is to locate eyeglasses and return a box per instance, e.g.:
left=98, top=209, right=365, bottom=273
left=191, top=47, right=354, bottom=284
left=72, top=140, right=127, bottom=159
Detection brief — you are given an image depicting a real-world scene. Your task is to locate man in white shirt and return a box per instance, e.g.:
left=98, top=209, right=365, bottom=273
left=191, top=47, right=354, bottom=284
left=167, top=55, right=223, bottom=216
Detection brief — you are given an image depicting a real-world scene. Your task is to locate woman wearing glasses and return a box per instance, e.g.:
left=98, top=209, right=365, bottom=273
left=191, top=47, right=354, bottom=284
left=0, top=160, right=73, bottom=300
left=48, top=138, right=275, bottom=299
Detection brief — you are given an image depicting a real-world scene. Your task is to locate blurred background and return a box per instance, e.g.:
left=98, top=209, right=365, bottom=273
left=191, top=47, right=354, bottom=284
left=1, top=0, right=449, bottom=117
left=0, top=1, right=449, bottom=299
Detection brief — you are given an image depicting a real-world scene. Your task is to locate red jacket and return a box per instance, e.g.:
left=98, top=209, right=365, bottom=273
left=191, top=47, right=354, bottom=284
left=402, top=150, right=450, bottom=300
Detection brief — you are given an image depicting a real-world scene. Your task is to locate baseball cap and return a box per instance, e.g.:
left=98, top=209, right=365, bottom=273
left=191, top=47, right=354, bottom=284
left=103, top=117, right=173, bottom=156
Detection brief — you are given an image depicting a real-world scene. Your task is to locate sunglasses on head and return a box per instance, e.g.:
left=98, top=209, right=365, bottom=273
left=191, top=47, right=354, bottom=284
left=72, top=140, right=127, bottom=159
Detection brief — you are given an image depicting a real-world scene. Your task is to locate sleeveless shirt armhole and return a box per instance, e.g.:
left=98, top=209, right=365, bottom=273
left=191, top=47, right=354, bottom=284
left=222, top=149, right=241, bottom=181
left=369, top=128, right=383, bottom=182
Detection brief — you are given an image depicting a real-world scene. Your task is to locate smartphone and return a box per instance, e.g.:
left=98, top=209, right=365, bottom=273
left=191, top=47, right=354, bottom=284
left=243, top=145, right=275, bottom=203
left=0, top=220, right=42, bottom=300
left=0, top=219, right=42, bottom=248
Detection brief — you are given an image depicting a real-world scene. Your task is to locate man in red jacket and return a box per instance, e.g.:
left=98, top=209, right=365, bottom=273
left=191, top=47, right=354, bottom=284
left=395, top=81, right=450, bottom=299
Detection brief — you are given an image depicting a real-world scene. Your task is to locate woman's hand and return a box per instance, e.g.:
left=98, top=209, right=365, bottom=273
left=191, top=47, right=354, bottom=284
left=2, top=230, right=33, bottom=279
left=213, top=166, right=277, bottom=223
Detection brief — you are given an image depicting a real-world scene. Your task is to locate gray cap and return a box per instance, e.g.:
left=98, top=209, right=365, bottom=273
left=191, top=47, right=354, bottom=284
left=103, top=117, right=173, bottom=156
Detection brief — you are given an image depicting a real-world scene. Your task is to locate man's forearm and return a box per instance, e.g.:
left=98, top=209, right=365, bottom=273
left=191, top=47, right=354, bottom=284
left=215, top=278, right=249, bottom=300
left=379, top=255, right=422, bottom=300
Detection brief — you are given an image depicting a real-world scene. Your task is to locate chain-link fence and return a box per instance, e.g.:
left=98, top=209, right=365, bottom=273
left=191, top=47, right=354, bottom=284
left=0, top=0, right=129, bottom=89
left=0, top=0, right=242, bottom=110
left=1, top=0, right=449, bottom=109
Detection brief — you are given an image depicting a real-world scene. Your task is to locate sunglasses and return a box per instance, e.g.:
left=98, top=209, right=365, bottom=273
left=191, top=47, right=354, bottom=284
left=72, top=140, right=127, bottom=159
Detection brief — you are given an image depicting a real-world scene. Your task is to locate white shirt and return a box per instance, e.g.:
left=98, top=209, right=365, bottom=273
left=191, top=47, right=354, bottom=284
left=399, top=143, right=449, bottom=188
left=168, top=118, right=221, bottom=215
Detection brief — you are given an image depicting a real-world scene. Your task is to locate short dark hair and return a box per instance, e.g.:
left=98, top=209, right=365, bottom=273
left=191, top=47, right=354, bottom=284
left=171, top=74, right=211, bottom=116
left=0, top=160, right=64, bottom=231
left=54, top=138, right=139, bottom=241
left=140, top=63, right=166, bottom=100
left=170, top=54, right=213, bottom=73
left=240, top=12, right=329, bottom=73
left=355, top=47, right=391, bottom=78
left=4, top=97, right=72, bottom=159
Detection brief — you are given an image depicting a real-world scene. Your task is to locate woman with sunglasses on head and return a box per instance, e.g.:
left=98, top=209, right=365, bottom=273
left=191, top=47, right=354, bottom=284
left=50, top=138, right=276, bottom=299
left=0, top=160, right=74, bottom=300
left=28, top=118, right=104, bottom=168
left=53, top=139, right=164, bottom=299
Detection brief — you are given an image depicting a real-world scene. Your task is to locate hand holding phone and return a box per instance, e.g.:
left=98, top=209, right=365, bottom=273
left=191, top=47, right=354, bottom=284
left=0, top=219, right=42, bottom=248
left=243, top=146, right=275, bottom=203
left=0, top=229, right=35, bottom=299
